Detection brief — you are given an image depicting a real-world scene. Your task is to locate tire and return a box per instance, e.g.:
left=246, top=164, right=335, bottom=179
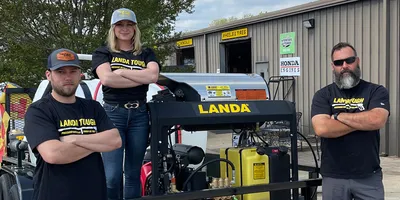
left=0, top=174, right=15, bottom=200
left=8, top=185, right=19, bottom=200
left=144, top=174, right=152, bottom=196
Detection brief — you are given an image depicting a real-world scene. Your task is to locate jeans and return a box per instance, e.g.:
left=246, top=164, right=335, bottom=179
left=102, top=102, right=149, bottom=200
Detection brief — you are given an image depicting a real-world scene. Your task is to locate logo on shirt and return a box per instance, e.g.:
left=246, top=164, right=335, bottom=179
left=332, top=97, right=365, bottom=111
left=111, top=57, right=146, bottom=70
left=58, top=118, right=97, bottom=135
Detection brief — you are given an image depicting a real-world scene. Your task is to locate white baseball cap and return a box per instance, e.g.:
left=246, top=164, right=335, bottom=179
left=111, top=8, right=137, bottom=25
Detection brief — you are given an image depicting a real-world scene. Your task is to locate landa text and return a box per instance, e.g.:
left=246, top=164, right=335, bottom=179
left=198, top=103, right=251, bottom=114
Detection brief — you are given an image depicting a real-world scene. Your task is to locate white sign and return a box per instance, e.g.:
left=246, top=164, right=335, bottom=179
left=279, top=57, right=301, bottom=76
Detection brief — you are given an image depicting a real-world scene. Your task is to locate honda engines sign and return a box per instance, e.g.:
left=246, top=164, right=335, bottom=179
left=279, top=57, right=301, bottom=76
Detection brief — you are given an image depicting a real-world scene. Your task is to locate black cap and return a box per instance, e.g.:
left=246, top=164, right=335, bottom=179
left=47, top=48, right=81, bottom=70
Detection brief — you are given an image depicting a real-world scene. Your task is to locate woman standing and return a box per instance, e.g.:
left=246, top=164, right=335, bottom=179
left=91, top=8, right=160, bottom=200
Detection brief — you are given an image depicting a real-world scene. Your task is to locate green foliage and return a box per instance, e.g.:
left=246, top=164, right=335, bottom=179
left=0, top=0, right=194, bottom=87
left=209, top=16, right=239, bottom=27
left=208, top=11, right=268, bottom=27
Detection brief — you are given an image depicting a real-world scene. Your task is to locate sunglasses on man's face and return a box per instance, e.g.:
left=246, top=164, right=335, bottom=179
left=333, top=56, right=357, bottom=66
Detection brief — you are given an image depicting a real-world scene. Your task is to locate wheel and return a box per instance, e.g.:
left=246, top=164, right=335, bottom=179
left=0, top=174, right=15, bottom=200
left=8, top=185, right=19, bottom=200
left=144, top=174, right=152, bottom=196
left=144, top=174, right=165, bottom=196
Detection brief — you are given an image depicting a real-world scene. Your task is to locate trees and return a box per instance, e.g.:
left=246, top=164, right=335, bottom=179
left=0, top=0, right=194, bottom=87
left=208, top=11, right=267, bottom=27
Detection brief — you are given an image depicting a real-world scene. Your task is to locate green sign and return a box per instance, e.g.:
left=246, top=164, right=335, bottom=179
left=280, top=32, right=296, bottom=54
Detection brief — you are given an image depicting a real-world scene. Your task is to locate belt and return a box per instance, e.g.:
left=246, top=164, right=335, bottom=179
left=105, top=100, right=146, bottom=109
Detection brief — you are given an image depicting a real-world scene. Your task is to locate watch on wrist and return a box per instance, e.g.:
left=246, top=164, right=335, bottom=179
left=333, top=112, right=340, bottom=120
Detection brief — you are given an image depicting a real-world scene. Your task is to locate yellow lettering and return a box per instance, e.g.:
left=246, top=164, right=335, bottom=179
left=131, top=60, right=145, bottom=67
left=198, top=105, right=208, bottom=114
left=218, top=104, right=230, bottom=113
left=198, top=103, right=251, bottom=114
left=112, top=57, right=130, bottom=64
left=209, top=104, right=220, bottom=113
left=79, top=119, right=96, bottom=126
left=333, top=98, right=364, bottom=104
left=61, top=119, right=78, bottom=127
left=241, top=104, right=251, bottom=112
left=230, top=104, right=240, bottom=113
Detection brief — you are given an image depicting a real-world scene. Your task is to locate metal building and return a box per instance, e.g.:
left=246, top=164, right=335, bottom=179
left=166, top=0, right=400, bottom=156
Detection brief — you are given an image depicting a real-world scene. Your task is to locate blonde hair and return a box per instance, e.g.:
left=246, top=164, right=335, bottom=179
left=107, top=24, right=142, bottom=55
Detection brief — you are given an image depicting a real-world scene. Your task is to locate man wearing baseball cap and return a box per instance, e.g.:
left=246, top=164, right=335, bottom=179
left=24, top=48, right=122, bottom=200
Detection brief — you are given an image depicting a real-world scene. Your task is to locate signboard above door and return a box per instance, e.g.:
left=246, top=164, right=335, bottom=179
left=222, top=28, right=248, bottom=40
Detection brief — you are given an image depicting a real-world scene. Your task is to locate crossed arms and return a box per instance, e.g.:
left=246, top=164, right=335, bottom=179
left=96, top=61, right=159, bottom=88
left=37, top=128, right=121, bottom=165
left=312, top=108, right=389, bottom=138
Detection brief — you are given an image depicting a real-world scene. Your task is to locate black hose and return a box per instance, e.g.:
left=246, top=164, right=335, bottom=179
left=182, top=158, right=236, bottom=191
left=166, top=133, right=176, bottom=173
left=297, top=131, right=319, bottom=200
left=251, top=131, right=269, bottom=147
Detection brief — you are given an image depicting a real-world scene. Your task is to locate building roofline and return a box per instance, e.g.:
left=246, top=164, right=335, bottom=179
left=179, top=0, right=359, bottom=39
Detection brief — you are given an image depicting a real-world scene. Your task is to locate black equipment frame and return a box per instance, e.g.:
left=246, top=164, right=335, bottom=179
left=138, top=178, right=321, bottom=200
left=146, top=100, right=309, bottom=200
left=268, top=76, right=295, bottom=101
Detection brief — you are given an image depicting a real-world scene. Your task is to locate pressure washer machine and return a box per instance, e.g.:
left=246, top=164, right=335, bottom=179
left=140, top=73, right=321, bottom=200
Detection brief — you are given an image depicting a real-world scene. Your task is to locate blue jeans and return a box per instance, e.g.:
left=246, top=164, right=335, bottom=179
left=102, top=102, right=149, bottom=200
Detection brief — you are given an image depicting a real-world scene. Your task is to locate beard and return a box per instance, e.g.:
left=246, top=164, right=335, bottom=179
left=333, top=65, right=361, bottom=89
left=51, top=82, right=78, bottom=97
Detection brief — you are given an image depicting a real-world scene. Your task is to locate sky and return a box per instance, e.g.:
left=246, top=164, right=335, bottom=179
left=174, top=0, right=316, bottom=33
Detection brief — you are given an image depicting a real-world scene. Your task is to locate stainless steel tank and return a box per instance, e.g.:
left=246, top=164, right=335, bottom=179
left=156, top=73, right=270, bottom=102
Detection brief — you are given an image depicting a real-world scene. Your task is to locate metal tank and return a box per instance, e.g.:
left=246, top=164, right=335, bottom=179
left=156, top=73, right=270, bottom=102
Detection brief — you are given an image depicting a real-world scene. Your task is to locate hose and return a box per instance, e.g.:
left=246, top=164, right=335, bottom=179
left=93, top=80, right=101, bottom=101
left=182, top=158, right=236, bottom=191
left=297, top=131, right=319, bottom=200
left=250, top=131, right=269, bottom=147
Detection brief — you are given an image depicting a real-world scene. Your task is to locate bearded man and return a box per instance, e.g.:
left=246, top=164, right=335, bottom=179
left=24, top=48, right=121, bottom=200
left=311, top=42, right=389, bottom=200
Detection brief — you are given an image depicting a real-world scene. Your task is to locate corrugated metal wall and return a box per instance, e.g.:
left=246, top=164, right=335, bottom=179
left=205, top=32, right=222, bottom=73
left=192, top=36, right=207, bottom=73
left=387, top=0, right=399, bottom=156
left=179, top=0, right=399, bottom=156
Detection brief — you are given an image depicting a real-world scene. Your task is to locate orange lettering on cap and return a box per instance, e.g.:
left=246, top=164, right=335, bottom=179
left=56, top=51, right=75, bottom=61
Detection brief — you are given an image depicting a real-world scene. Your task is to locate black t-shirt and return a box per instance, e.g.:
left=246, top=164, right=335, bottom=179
left=91, top=46, right=160, bottom=103
left=24, top=94, right=116, bottom=200
left=311, top=79, right=390, bottom=179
